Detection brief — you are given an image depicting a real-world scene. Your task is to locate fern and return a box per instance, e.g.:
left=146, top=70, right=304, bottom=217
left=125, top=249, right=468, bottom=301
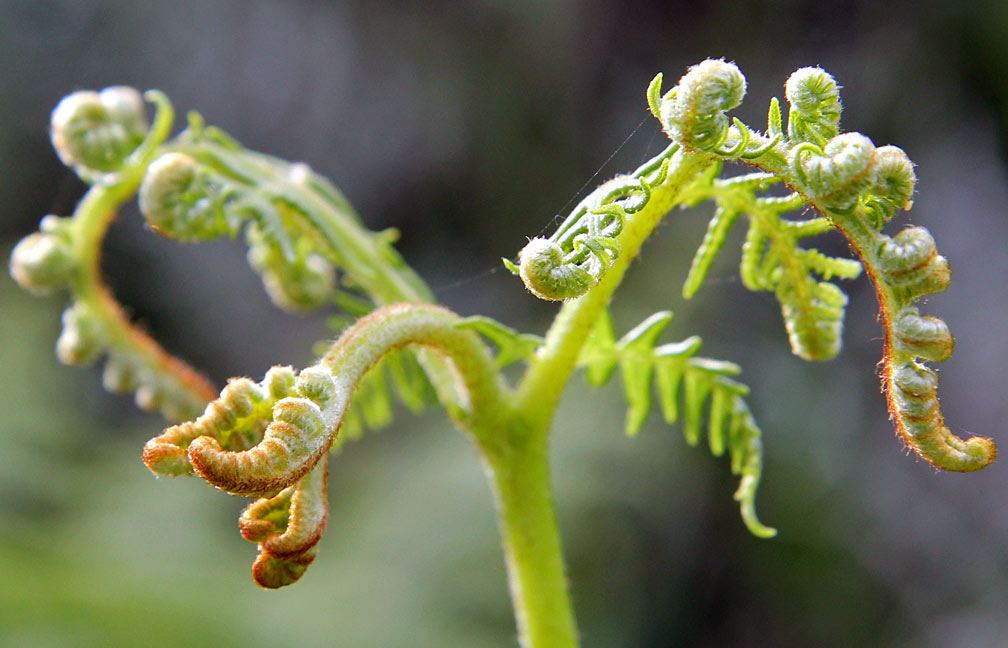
left=648, top=59, right=994, bottom=472
left=577, top=310, right=774, bottom=537
left=678, top=165, right=863, bottom=361
left=10, top=60, right=996, bottom=648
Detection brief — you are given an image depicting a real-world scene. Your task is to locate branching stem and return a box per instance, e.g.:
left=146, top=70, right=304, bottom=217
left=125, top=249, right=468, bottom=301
left=516, top=149, right=710, bottom=424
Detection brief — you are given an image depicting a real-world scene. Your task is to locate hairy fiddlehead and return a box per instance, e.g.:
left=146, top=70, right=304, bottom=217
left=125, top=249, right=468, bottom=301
left=651, top=59, right=994, bottom=471
left=10, top=88, right=216, bottom=420
left=507, top=143, right=678, bottom=300
left=144, top=303, right=504, bottom=586
left=10, top=86, right=453, bottom=431
left=15, top=63, right=997, bottom=648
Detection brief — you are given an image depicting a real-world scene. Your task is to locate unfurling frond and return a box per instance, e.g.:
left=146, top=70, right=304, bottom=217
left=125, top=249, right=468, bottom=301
left=679, top=168, right=862, bottom=362
left=656, top=59, right=994, bottom=471
left=144, top=303, right=503, bottom=585
left=578, top=310, right=775, bottom=538
left=510, top=143, right=679, bottom=301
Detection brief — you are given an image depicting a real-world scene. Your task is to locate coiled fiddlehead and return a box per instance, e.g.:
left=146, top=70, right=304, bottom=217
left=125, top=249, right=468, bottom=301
left=508, top=144, right=678, bottom=301
left=578, top=310, right=774, bottom=537
left=11, top=86, right=453, bottom=429
left=144, top=303, right=504, bottom=585
left=654, top=59, right=994, bottom=471
left=239, top=460, right=329, bottom=588
left=10, top=88, right=217, bottom=421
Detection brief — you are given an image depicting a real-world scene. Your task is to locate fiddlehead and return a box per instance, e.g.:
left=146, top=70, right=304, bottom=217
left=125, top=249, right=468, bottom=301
left=655, top=59, right=994, bottom=471
left=508, top=143, right=679, bottom=301
left=12, top=86, right=451, bottom=429
left=144, top=303, right=505, bottom=585
left=578, top=310, right=774, bottom=537
left=239, top=460, right=329, bottom=588
left=49, top=86, right=151, bottom=182
left=10, top=88, right=217, bottom=421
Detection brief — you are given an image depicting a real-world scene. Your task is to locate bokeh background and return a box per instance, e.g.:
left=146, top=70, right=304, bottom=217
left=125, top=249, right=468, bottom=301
left=3, top=1, right=1008, bottom=646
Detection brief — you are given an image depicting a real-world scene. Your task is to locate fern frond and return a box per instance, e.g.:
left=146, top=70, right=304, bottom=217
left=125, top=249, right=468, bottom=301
left=510, top=142, right=679, bottom=301
left=679, top=169, right=863, bottom=361
left=657, top=59, right=995, bottom=471
left=578, top=311, right=775, bottom=537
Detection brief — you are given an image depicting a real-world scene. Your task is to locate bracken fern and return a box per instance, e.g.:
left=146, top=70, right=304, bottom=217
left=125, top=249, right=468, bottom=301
left=10, top=59, right=995, bottom=648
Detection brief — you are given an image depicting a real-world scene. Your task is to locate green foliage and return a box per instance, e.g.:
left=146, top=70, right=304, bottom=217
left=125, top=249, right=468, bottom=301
left=678, top=165, right=863, bottom=361
left=509, top=143, right=676, bottom=300
left=456, top=317, right=545, bottom=368
left=577, top=311, right=774, bottom=537
left=8, top=59, right=996, bottom=648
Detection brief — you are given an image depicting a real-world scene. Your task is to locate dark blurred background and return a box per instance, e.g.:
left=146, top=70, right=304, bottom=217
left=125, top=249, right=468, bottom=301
left=3, top=1, right=1008, bottom=646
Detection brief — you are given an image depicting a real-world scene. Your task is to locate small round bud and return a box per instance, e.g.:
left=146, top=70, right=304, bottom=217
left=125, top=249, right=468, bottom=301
left=139, top=152, right=236, bottom=241
left=9, top=230, right=74, bottom=295
left=785, top=67, right=842, bottom=143
left=877, top=227, right=935, bottom=272
left=142, top=440, right=193, bottom=477
left=894, top=308, right=953, bottom=363
left=891, top=362, right=938, bottom=397
left=50, top=86, right=148, bottom=178
left=263, top=366, right=297, bottom=399
left=56, top=303, right=103, bottom=366
left=518, top=237, right=593, bottom=301
left=221, top=377, right=260, bottom=418
left=863, top=145, right=916, bottom=226
left=272, top=397, right=325, bottom=437
left=252, top=550, right=316, bottom=589
left=661, top=59, right=746, bottom=150
left=295, top=367, right=338, bottom=406
left=792, top=133, right=876, bottom=210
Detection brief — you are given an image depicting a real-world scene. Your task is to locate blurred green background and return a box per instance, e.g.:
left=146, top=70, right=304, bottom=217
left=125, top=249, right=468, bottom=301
left=3, top=1, right=1008, bottom=646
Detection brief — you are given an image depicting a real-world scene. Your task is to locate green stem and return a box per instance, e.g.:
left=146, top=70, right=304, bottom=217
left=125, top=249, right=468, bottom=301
left=481, top=425, right=578, bottom=648
left=515, top=149, right=711, bottom=423
left=484, top=148, right=712, bottom=648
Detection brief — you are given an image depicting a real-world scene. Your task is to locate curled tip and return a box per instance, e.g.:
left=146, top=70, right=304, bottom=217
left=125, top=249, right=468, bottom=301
left=792, top=133, right=876, bottom=211
left=244, top=460, right=328, bottom=588
left=887, top=359, right=996, bottom=472
left=50, top=86, right=148, bottom=179
left=785, top=67, right=842, bottom=144
left=139, top=152, right=235, bottom=241
left=247, top=239, right=336, bottom=312
left=296, top=366, right=340, bottom=406
left=9, top=228, right=75, bottom=295
left=959, top=436, right=998, bottom=471
left=864, top=146, right=916, bottom=225
left=56, top=303, right=102, bottom=366
left=187, top=396, right=330, bottom=498
left=661, top=59, right=746, bottom=150
left=239, top=486, right=293, bottom=543
left=518, top=237, right=593, bottom=301
left=252, top=548, right=317, bottom=588
left=877, top=227, right=950, bottom=298
left=264, top=366, right=298, bottom=398
left=142, top=439, right=193, bottom=476
left=735, top=482, right=777, bottom=539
